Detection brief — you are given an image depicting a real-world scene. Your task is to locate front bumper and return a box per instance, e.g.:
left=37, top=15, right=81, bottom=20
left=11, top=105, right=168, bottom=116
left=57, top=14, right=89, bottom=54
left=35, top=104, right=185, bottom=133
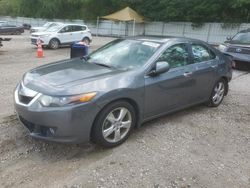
left=30, top=37, right=50, bottom=46
left=14, top=84, right=100, bottom=143
left=224, top=52, right=250, bottom=63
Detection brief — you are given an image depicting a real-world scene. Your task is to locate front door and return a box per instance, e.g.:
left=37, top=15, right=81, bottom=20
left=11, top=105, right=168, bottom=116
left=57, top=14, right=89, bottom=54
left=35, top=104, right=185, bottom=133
left=189, top=43, right=218, bottom=102
left=144, top=43, right=196, bottom=118
left=58, top=26, right=73, bottom=44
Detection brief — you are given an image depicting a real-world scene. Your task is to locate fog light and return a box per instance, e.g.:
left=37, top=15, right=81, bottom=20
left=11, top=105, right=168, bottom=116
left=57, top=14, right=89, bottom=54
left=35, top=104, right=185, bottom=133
left=49, top=128, right=55, bottom=134
left=46, top=127, right=56, bottom=136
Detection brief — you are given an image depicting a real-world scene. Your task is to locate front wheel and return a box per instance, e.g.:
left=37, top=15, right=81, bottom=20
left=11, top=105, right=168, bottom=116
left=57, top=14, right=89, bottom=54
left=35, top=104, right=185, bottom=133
left=91, top=101, right=136, bottom=148
left=49, top=38, right=60, bottom=49
left=207, top=79, right=226, bottom=107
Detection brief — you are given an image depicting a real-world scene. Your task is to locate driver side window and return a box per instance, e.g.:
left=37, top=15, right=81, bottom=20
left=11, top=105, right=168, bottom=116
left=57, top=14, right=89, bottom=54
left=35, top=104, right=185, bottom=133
left=60, top=26, right=72, bottom=33
left=158, top=43, right=189, bottom=68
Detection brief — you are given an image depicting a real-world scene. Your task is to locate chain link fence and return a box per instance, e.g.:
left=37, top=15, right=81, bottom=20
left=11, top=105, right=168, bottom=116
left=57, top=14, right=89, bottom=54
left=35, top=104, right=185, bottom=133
left=1, top=16, right=250, bottom=44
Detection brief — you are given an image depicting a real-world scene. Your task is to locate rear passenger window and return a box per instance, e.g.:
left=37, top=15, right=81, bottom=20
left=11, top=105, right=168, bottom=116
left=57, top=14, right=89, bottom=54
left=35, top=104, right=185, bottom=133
left=158, top=43, right=189, bottom=68
left=73, top=26, right=82, bottom=32
left=81, top=26, right=87, bottom=31
left=191, top=44, right=216, bottom=63
left=60, top=26, right=72, bottom=33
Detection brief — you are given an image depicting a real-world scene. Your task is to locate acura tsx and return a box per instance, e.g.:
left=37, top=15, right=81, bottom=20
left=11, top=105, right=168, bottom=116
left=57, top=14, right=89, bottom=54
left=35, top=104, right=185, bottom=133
left=14, top=37, right=232, bottom=147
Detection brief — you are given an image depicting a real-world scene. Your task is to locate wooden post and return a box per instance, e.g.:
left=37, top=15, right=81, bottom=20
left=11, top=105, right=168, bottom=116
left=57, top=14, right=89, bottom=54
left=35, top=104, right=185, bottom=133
left=206, top=23, right=212, bottom=42
left=182, top=23, right=186, bottom=37
left=111, top=21, right=113, bottom=36
left=161, top=22, right=165, bottom=36
left=96, top=17, right=99, bottom=37
left=133, top=19, right=136, bottom=36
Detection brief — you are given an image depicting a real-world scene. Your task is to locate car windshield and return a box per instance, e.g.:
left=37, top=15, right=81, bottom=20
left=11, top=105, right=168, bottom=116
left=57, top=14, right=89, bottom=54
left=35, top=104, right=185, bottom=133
left=43, top=22, right=51, bottom=27
left=231, top=33, right=250, bottom=44
left=87, top=39, right=161, bottom=70
left=45, top=25, right=62, bottom=32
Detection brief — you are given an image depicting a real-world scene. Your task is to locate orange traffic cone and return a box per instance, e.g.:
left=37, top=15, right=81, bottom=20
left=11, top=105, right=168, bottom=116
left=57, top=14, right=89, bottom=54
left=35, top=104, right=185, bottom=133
left=37, top=38, right=44, bottom=58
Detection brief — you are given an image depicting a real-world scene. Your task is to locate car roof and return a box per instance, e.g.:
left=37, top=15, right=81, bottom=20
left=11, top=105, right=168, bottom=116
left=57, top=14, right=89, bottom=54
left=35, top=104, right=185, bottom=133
left=63, top=23, right=87, bottom=26
left=127, top=36, right=206, bottom=44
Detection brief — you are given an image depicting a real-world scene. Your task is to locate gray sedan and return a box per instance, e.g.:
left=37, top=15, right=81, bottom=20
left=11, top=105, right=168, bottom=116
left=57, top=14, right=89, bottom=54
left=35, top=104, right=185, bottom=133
left=0, top=23, right=24, bottom=35
left=14, top=37, right=232, bottom=147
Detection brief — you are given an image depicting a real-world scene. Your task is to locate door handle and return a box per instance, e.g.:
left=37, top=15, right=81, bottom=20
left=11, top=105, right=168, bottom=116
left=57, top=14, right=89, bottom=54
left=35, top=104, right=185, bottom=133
left=183, top=72, right=193, bottom=77
left=211, top=65, right=218, bottom=68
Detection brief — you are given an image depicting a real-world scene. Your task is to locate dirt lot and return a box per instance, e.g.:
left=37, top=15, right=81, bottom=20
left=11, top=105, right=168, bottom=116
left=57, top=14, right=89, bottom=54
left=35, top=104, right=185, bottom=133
left=0, top=32, right=250, bottom=188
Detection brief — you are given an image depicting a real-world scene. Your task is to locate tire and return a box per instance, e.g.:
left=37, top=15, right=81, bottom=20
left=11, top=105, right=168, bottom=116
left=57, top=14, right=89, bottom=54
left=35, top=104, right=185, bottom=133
left=82, top=37, right=90, bottom=45
left=91, top=101, right=136, bottom=148
left=49, top=38, right=60, bottom=49
left=207, top=79, right=227, bottom=107
left=15, top=31, right=21, bottom=35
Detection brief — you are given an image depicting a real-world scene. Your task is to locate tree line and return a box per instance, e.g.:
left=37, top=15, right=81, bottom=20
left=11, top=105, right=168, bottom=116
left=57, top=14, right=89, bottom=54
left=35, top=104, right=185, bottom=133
left=0, top=0, right=249, bottom=23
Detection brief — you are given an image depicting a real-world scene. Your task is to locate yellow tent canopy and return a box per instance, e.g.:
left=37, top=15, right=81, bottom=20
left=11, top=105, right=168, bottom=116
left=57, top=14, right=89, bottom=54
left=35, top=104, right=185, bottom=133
left=101, top=7, right=144, bottom=23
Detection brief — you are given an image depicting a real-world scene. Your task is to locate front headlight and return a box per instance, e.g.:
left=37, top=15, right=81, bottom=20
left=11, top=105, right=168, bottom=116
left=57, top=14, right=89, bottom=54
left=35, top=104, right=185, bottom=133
left=40, top=34, right=50, bottom=38
left=38, top=92, right=97, bottom=107
left=218, top=44, right=227, bottom=52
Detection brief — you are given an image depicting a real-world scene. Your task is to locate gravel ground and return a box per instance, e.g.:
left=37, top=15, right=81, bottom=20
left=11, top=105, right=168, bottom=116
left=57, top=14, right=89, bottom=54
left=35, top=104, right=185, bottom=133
left=0, top=32, right=250, bottom=188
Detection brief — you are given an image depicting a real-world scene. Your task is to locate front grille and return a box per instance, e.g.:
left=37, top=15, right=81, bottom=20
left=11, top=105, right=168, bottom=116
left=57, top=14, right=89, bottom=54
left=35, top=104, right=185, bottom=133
left=227, top=47, right=250, bottom=54
left=31, top=38, right=37, bottom=44
left=18, top=94, right=33, bottom=104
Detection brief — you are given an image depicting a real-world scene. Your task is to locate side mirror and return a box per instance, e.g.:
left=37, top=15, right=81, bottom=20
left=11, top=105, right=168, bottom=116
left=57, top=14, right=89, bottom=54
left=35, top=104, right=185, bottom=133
left=226, top=36, right=232, bottom=41
left=148, top=61, right=170, bottom=76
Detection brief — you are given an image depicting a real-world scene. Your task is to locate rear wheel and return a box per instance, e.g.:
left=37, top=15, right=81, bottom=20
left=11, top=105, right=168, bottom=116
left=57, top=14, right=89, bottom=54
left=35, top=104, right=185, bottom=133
left=82, top=37, right=90, bottom=45
left=91, top=101, right=136, bottom=147
left=15, top=31, right=21, bottom=35
left=207, top=79, right=226, bottom=107
left=49, top=38, right=60, bottom=49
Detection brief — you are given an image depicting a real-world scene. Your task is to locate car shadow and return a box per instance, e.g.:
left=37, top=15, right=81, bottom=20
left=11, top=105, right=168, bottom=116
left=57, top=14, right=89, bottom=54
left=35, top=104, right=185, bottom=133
left=133, top=104, right=207, bottom=134
left=1, top=103, right=208, bottom=163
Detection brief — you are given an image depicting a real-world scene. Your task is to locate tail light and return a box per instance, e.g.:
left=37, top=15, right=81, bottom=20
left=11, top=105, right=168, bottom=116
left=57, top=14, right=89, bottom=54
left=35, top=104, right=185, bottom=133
left=225, top=55, right=235, bottom=69
left=231, top=61, right=236, bottom=68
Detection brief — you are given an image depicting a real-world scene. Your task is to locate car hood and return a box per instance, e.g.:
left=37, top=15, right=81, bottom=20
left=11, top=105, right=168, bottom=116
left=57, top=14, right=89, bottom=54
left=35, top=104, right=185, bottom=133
left=224, top=41, right=250, bottom=48
left=31, top=27, right=45, bottom=30
left=32, top=31, right=53, bottom=36
left=23, top=58, right=132, bottom=96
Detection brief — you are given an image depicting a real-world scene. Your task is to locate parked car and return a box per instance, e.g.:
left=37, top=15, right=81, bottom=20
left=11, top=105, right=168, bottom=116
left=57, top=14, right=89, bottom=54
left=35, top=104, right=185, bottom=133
left=30, top=22, right=62, bottom=33
left=218, top=29, right=250, bottom=69
left=0, top=21, right=7, bottom=26
left=14, top=37, right=232, bottom=147
left=0, top=24, right=24, bottom=35
left=23, top=23, right=31, bottom=30
left=30, top=23, right=92, bottom=49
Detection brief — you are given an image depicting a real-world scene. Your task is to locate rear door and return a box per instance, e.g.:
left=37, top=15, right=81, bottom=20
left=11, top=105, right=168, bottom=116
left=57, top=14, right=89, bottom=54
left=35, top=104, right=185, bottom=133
left=189, top=43, right=218, bottom=102
left=71, top=25, right=84, bottom=42
left=0, top=24, right=10, bottom=34
left=144, top=43, right=196, bottom=118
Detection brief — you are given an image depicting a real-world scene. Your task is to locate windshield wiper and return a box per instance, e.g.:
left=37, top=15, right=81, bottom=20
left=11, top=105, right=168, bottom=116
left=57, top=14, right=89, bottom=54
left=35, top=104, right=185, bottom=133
left=92, top=62, right=114, bottom=69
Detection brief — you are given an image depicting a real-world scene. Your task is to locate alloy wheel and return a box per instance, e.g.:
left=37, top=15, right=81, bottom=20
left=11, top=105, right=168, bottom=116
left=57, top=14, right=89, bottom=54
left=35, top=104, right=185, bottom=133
left=212, top=81, right=225, bottom=105
left=102, top=107, right=132, bottom=143
left=50, top=39, right=59, bottom=49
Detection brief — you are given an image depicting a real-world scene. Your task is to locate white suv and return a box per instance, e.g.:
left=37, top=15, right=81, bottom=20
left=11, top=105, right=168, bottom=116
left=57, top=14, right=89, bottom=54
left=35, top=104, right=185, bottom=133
left=30, top=24, right=92, bottom=49
left=30, top=22, right=62, bottom=33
